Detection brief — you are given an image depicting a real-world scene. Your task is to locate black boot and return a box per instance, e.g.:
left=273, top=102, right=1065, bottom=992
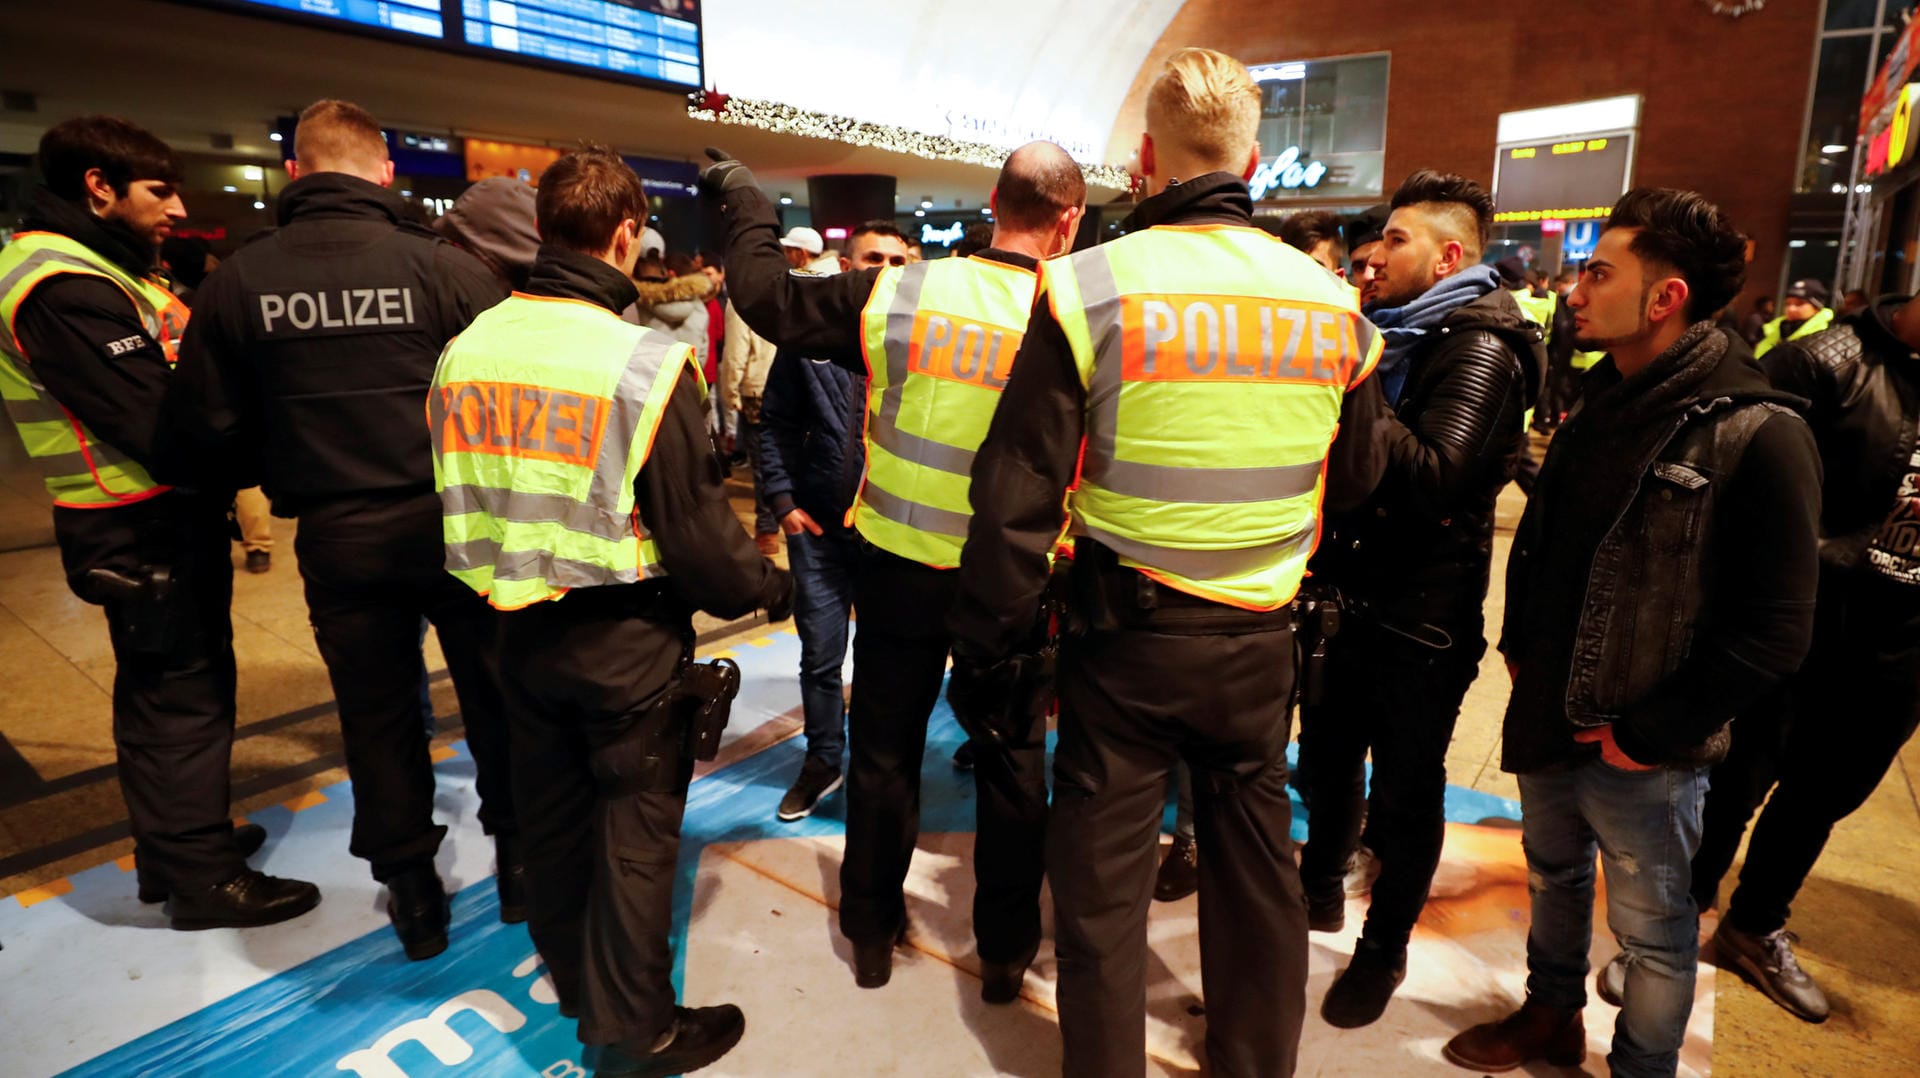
left=980, top=940, right=1039, bottom=1005
left=854, top=923, right=906, bottom=989
left=168, top=868, right=319, bottom=930
left=1153, top=835, right=1199, bottom=902
left=594, top=1004, right=746, bottom=1077
left=1320, top=938, right=1407, bottom=1028
left=1306, top=885, right=1346, bottom=933
left=386, top=864, right=450, bottom=961
left=495, top=835, right=527, bottom=925
left=141, top=823, right=268, bottom=904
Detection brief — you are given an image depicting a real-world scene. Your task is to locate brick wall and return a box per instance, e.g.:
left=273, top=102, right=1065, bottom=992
left=1109, top=0, right=1822, bottom=306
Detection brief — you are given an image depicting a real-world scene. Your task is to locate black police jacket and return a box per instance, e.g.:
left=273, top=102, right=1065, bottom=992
left=1761, top=295, right=1920, bottom=574
left=163, top=172, right=507, bottom=511
left=1312, top=286, right=1544, bottom=628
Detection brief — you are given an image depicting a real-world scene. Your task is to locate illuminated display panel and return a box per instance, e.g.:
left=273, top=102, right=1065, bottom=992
left=1492, top=133, right=1636, bottom=222
left=461, top=0, right=702, bottom=87
left=206, top=0, right=444, bottom=37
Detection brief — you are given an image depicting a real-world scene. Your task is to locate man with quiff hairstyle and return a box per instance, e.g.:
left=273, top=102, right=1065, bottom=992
left=1142, top=46, right=1262, bottom=177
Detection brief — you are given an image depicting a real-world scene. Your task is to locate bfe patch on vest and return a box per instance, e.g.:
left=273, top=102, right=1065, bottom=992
left=436, top=381, right=609, bottom=467
left=1120, top=294, right=1362, bottom=385
left=249, top=287, right=419, bottom=338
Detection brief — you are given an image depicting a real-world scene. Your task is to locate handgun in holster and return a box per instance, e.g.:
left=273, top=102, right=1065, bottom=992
left=80, top=565, right=179, bottom=655
left=1293, top=583, right=1343, bottom=708
left=590, top=657, right=743, bottom=799
left=677, top=656, right=741, bottom=762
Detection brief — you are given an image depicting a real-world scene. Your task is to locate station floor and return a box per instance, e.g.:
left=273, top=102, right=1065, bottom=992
left=1, top=457, right=1917, bottom=1075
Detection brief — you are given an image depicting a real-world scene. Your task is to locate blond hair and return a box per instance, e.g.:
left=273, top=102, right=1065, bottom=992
left=1145, top=48, right=1261, bottom=171
left=294, top=99, right=388, bottom=173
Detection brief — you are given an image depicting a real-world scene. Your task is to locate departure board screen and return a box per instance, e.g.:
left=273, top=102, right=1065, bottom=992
left=460, top=0, right=703, bottom=87
left=210, top=0, right=444, bottom=38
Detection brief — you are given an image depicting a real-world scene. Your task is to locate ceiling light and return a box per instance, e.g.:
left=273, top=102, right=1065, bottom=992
left=400, top=190, right=412, bottom=197
left=252, top=200, right=266, bottom=210
left=1821, top=143, right=1847, bottom=154
left=778, top=194, right=793, bottom=205
left=269, top=132, right=283, bottom=142
left=1788, top=239, right=1807, bottom=248
left=914, top=209, right=926, bottom=217
left=919, top=197, right=933, bottom=209
left=980, top=207, right=992, bottom=216
left=222, top=185, right=237, bottom=192
left=242, top=165, right=264, bottom=181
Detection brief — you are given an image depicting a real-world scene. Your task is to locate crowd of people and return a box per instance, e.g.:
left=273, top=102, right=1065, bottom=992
left=2, top=42, right=1913, bottom=1078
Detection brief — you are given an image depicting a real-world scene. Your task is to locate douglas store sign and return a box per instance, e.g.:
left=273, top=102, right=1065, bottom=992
left=1247, top=52, right=1389, bottom=202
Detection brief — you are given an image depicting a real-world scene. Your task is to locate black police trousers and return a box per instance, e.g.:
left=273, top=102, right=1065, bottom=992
left=492, top=584, right=694, bottom=1047
left=1051, top=620, right=1305, bottom=1078
left=293, top=491, right=514, bottom=879
left=840, top=545, right=1048, bottom=965
left=1696, top=574, right=1920, bottom=934
left=1298, top=614, right=1485, bottom=948
left=54, top=492, right=245, bottom=892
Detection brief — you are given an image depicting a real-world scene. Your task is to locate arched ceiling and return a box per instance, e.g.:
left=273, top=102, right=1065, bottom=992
left=3, top=0, right=1183, bottom=204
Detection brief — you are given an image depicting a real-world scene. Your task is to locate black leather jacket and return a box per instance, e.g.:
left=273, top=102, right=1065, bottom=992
left=1313, top=286, right=1544, bottom=626
left=1761, top=295, right=1920, bottom=573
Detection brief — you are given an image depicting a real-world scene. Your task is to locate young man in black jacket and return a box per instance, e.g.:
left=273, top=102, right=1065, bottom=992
left=1298, top=170, right=1543, bottom=1028
left=164, top=100, right=519, bottom=961
left=1681, top=291, right=1920, bottom=1023
left=1445, top=189, right=1820, bottom=1077
left=0, top=117, right=317, bottom=928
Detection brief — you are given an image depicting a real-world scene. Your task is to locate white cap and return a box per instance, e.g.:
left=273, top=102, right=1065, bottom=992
left=779, top=226, right=824, bottom=256
left=639, top=226, right=665, bottom=258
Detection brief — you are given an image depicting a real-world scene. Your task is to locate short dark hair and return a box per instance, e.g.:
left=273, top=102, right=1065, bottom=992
left=852, top=220, right=907, bottom=244
left=1278, top=210, right=1345, bottom=262
left=697, top=249, right=724, bottom=269
left=994, top=143, right=1087, bottom=232
left=1389, top=169, right=1494, bottom=258
left=954, top=222, right=994, bottom=258
left=1602, top=187, right=1748, bottom=322
left=536, top=146, right=648, bottom=254
left=38, top=116, right=182, bottom=202
left=664, top=251, right=698, bottom=278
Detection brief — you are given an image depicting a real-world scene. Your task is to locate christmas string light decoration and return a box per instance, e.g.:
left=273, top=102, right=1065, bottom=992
left=686, top=90, right=1134, bottom=190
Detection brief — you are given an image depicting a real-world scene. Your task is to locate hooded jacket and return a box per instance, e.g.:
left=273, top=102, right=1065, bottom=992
left=1313, top=285, right=1545, bottom=627
left=626, top=272, right=712, bottom=372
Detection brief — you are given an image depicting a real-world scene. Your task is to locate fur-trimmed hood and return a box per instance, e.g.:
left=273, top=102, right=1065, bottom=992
left=631, top=271, right=713, bottom=326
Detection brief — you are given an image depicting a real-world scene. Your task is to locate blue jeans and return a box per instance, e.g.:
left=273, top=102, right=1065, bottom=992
left=787, top=524, right=857, bottom=768
left=1518, top=759, right=1709, bottom=1078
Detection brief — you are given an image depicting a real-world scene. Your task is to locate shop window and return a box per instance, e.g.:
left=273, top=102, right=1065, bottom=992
left=1828, top=0, right=1881, bottom=30
left=1801, top=35, right=1876, bottom=193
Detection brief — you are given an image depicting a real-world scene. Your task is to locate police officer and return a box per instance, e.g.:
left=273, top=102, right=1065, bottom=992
left=0, top=116, right=316, bottom=926
left=949, top=49, right=1389, bottom=1076
left=704, top=141, right=1084, bottom=999
left=430, top=146, right=789, bottom=1078
left=165, top=100, right=517, bottom=960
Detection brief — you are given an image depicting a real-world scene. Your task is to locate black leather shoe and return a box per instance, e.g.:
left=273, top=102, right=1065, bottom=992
left=168, top=869, right=320, bottom=930
left=1153, top=835, right=1199, bottom=902
left=980, top=941, right=1039, bottom=1005
left=854, top=924, right=906, bottom=989
left=1307, top=887, right=1346, bottom=933
left=1320, top=939, right=1407, bottom=1028
left=495, top=835, right=527, bottom=925
left=141, top=823, right=269, bottom=904
left=594, top=1004, right=745, bottom=1077
left=386, top=865, right=450, bottom=961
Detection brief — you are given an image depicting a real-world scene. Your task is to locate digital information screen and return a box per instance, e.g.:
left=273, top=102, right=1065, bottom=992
left=184, top=0, right=701, bottom=90
left=1492, top=132, right=1635, bottom=223
left=219, top=0, right=444, bottom=38
left=461, top=0, right=701, bottom=86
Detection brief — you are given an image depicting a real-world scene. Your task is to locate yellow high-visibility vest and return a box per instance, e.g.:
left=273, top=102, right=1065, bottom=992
left=430, top=292, right=689, bottom=610
left=1046, top=224, right=1383, bottom=610
left=1754, top=307, right=1836, bottom=358
left=0, top=231, right=189, bottom=507
left=853, top=255, right=1038, bottom=568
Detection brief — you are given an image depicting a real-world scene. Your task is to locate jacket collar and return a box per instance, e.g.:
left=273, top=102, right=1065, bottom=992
left=976, top=248, right=1040, bottom=271
left=276, top=172, right=413, bottom=228
left=523, top=244, right=639, bottom=315
left=22, top=186, right=157, bottom=279
left=1855, top=294, right=1920, bottom=361
left=1125, top=172, right=1255, bottom=231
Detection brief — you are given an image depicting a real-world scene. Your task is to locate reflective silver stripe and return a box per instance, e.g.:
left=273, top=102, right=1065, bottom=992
left=5, top=395, right=68, bottom=425
left=868, top=263, right=939, bottom=468
left=1080, top=520, right=1318, bottom=582
left=445, top=537, right=643, bottom=589
left=1077, top=251, right=1126, bottom=475
left=859, top=478, right=971, bottom=540
left=585, top=332, right=681, bottom=511
left=27, top=449, right=87, bottom=476
left=0, top=249, right=119, bottom=305
left=872, top=425, right=976, bottom=476
left=1083, top=457, right=1322, bottom=505
left=440, top=483, right=631, bottom=542
left=1353, top=315, right=1380, bottom=374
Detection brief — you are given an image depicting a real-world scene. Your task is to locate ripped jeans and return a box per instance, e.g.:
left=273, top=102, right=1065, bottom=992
left=1517, top=758, right=1709, bottom=1078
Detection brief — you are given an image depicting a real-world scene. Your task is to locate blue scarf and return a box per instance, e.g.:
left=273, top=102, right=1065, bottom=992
left=1365, top=265, right=1502, bottom=405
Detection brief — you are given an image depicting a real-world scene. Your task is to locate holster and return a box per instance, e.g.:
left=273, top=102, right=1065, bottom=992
left=78, top=565, right=180, bottom=655
left=589, top=657, right=742, bottom=798
left=1293, top=582, right=1343, bottom=708
left=1068, top=539, right=1294, bottom=636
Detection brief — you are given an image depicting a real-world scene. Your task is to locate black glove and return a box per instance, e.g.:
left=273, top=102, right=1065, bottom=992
left=947, top=652, right=1053, bottom=752
left=699, top=147, right=758, bottom=198
left=762, top=566, right=794, bottom=624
